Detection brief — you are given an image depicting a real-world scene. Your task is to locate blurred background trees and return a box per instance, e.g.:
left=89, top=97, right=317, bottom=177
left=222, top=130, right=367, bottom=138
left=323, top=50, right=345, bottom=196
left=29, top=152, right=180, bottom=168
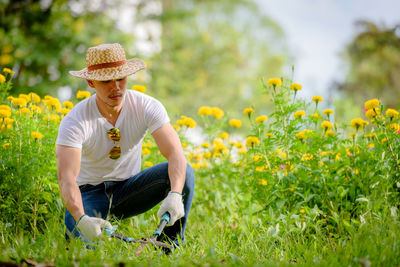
left=336, top=21, right=400, bottom=108
left=0, top=0, right=134, bottom=96
left=1, top=1, right=399, bottom=118
left=0, top=0, right=288, bottom=118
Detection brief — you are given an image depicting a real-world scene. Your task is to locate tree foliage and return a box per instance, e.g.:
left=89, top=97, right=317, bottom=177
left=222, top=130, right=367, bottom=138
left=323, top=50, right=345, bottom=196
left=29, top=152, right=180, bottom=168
left=146, top=0, right=287, bottom=116
left=337, top=21, right=400, bottom=108
left=1, top=0, right=287, bottom=117
left=0, top=0, right=135, bottom=97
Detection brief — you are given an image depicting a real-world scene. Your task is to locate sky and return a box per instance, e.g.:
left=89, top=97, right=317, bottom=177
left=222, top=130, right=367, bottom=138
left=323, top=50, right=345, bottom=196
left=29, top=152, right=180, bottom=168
left=255, top=0, right=400, bottom=100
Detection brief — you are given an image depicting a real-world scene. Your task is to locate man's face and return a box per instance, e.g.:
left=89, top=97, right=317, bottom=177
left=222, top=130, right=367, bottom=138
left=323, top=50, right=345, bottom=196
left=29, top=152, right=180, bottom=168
left=87, top=77, right=128, bottom=108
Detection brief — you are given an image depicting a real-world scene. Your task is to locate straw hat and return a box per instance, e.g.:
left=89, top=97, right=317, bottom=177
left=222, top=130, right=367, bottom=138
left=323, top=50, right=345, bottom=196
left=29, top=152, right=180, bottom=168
left=69, top=43, right=146, bottom=81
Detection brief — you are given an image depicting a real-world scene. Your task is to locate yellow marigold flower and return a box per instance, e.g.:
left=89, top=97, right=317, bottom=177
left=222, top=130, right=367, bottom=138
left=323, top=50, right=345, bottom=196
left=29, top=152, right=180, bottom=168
left=49, top=114, right=60, bottom=122
left=267, top=78, right=282, bottom=87
left=31, top=131, right=43, bottom=139
left=61, top=108, right=70, bottom=115
left=218, top=132, right=229, bottom=139
left=238, top=148, right=248, bottom=154
left=265, top=133, right=275, bottom=138
left=253, top=154, right=264, bottom=161
left=234, top=142, right=244, bottom=149
left=321, top=120, right=333, bottom=131
left=312, top=96, right=323, bottom=103
left=289, top=188, right=295, bottom=192
left=301, top=153, right=314, bottom=161
left=381, top=138, right=387, bottom=143
left=28, top=92, right=40, bottom=103
left=255, top=115, right=268, bottom=123
left=19, top=94, right=30, bottom=103
left=0, top=109, right=11, bottom=118
left=177, top=115, right=197, bottom=128
left=0, top=74, right=5, bottom=83
left=63, top=101, right=74, bottom=109
left=3, top=68, right=15, bottom=75
left=323, top=109, right=334, bottom=116
left=2, top=143, right=11, bottom=149
left=76, top=90, right=91, bottom=99
left=296, top=132, right=306, bottom=141
left=365, top=133, right=376, bottom=139
left=243, top=108, right=255, bottom=116
left=246, top=136, right=260, bottom=147
left=201, top=142, right=210, bottom=148
left=203, top=151, right=212, bottom=158
left=388, top=123, right=400, bottom=132
left=365, top=108, right=380, bottom=120
left=11, top=98, right=27, bottom=108
left=364, top=98, right=380, bottom=110
left=325, top=130, right=335, bottom=137
left=256, top=166, right=265, bottom=172
left=0, top=54, right=13, bottom=65
left=211, top=107, right=224, bottom=119
left=289, top=83, right=302, bottom=91
left=310, top=113, right=322, bottom=121
left=229, top=119, right=242, bottom=128
left=350, top=118, right=365, bottom=130
left=367, top=143, right=374, bottom=149
left=260, top=179, right=268, bottom=186
left=299, top=209, right=306, bottom=214
left=46, top=97, right=61, bottom=112
left=198, top=106, right=212, bottom=116
left=213, top=141, right=228, bottom=155
left=132, top=85, right=146, bottom=93
left=142, top=148, right=151, bottom=155
left=0, top=105, right=11, bottom=111
left=4, top=118, right=14, bottom=124
left=20, top=107, right=31, bottom=115
left=30, top=105, right=42, bottom=114
left=293, top=110, right=306, bottom=119
left=385, top=108, right=399, bottom=120
left=335, top=153, right=341, bottom=161
left=144, top=161, right=153, bottom=167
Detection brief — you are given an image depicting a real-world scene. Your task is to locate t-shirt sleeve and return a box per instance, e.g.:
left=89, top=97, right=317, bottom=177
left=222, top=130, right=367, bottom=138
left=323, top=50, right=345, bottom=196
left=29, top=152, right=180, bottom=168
left=56, top=116, right=84, bottom=149
left=144, top=97, right=170, bottom=134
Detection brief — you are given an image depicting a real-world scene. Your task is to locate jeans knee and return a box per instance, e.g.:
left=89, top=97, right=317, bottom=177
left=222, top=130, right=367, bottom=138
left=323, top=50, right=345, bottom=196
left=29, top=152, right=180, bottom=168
left=184, top=163, right=195, bottom=192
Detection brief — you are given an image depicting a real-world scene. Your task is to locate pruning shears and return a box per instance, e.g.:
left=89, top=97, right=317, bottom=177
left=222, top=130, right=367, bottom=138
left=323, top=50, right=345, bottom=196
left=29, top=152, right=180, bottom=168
left=104, top=212, right=171, bottom=255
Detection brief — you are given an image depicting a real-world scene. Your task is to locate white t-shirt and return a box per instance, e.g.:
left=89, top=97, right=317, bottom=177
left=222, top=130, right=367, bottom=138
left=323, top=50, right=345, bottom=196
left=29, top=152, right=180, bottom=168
left=56, top=90, right=170, bottom=186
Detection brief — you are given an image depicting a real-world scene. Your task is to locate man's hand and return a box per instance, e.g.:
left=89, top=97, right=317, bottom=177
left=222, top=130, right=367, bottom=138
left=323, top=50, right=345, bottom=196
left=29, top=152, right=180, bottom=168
left=157, top=191, right=184, bottom=225
left=76, top=215, right=112, bottom=241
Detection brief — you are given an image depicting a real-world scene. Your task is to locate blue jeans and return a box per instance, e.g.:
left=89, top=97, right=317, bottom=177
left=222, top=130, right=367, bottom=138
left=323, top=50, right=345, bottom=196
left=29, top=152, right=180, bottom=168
left=65, top=162, right=195, bottom=245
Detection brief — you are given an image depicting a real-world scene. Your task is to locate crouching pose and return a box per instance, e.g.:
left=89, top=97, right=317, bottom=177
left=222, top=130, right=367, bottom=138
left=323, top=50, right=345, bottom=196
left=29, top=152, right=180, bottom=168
left=55, top=43, right=195, bottom=249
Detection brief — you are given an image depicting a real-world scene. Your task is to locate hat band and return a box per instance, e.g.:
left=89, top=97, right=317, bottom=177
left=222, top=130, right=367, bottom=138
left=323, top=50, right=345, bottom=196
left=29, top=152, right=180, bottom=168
left=87, top=60, right=127, bottom=72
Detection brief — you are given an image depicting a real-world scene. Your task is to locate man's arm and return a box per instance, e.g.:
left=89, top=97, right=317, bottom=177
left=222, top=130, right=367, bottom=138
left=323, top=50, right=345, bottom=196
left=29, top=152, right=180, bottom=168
left=151, top=123, right=186, bottom=194
left=55, top=145, right=84, bottom=222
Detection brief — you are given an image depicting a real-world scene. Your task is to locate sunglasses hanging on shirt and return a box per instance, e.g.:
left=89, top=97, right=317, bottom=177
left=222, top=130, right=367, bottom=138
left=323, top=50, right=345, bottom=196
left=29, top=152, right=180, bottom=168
left=107, top=128, right=121, bottom=160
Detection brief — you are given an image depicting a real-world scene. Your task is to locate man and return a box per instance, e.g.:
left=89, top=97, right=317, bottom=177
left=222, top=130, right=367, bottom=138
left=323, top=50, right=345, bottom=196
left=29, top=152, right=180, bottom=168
left=55, top=43, right=195, bottom=249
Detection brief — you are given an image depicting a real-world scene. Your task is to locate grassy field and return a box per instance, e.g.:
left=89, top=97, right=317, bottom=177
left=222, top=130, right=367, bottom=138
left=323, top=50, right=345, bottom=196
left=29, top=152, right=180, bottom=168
left=0, top=71, right=399, bottom=266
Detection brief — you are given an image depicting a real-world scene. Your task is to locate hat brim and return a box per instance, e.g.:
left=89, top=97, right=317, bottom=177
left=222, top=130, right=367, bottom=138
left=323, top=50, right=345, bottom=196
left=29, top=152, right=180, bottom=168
left=69, top=58, right=146, bottom=81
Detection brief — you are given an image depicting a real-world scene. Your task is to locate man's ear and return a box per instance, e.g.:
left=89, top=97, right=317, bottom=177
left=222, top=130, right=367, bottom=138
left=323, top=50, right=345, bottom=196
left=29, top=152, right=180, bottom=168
left=86, top=80, right=95, bottom=88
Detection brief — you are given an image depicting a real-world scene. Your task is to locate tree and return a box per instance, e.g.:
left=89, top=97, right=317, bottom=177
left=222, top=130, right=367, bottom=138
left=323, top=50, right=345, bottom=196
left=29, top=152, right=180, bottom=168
left=0, top=0, right=135, bottom=97
left=337, top=21, right=400, bottom=108
left=138, top=0, right=288, bottom=117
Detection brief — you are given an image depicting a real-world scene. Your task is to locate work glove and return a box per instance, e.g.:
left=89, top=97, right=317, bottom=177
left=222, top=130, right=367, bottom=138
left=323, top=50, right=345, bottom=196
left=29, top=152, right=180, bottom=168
left=76, top=214, right=112, bottom=241
left=157, top=191, right=185, bottom=225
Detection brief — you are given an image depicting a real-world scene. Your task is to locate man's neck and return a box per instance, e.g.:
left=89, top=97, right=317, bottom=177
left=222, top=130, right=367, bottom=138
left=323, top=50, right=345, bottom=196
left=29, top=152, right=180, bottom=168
left=96, top=99, right=123, bottom=126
